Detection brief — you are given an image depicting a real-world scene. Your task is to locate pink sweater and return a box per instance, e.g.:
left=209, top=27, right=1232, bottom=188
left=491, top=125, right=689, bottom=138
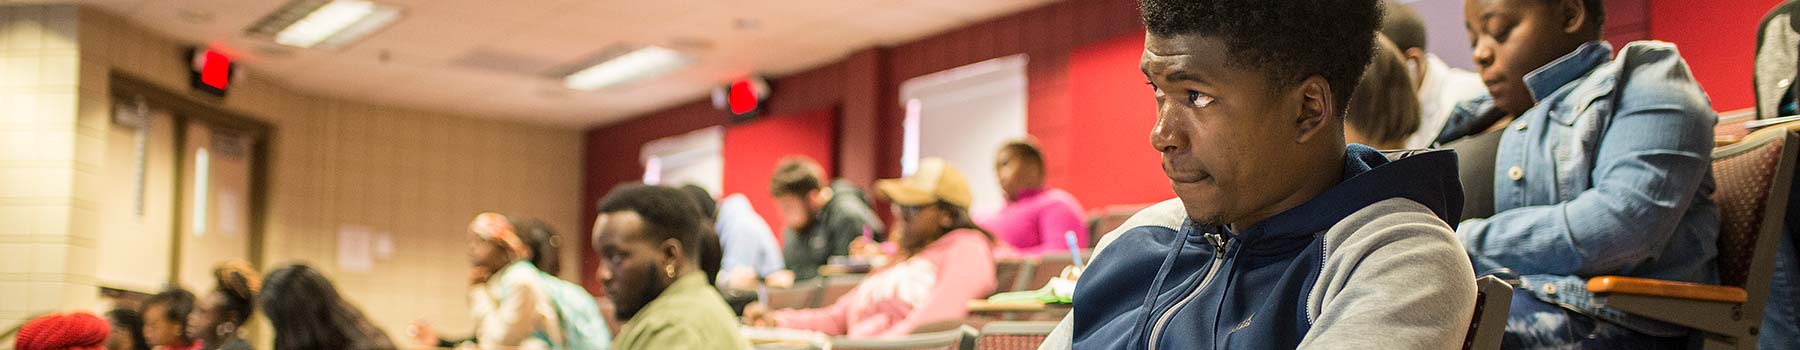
left=770, top=229, right=997, bottom=338
left=978, top=188, right=1089, bottom=256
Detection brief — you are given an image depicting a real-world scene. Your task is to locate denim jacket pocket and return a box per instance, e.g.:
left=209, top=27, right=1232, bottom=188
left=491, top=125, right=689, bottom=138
left=1550, top=93, right=1613, bottom=201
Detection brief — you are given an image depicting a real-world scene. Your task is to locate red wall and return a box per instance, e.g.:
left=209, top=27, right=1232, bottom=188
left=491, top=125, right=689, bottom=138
left=1650, top=0, right=1786, bottom=113
left=580, top=57, right=875, bottom=293
left=721, top=108, right=838, bottom=241
left=580, top=0, right=1145, bottom=292
left=1065, top=34, right=1177, bottom=207
left=876, top=0, right=1147, bottom=193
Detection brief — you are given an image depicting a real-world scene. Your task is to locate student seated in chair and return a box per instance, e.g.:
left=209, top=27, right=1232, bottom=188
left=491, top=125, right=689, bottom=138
left=768, top=156, right=886, bottom=284
left=980, top=139, right=1090, bottom=256
left=1043, top=0, right=1479, bottom=348
left=742, top=158, right=997, bottom=339
left=1440, top=0, right=1721, bottom=347
left=1344, top=34, right=1424, bottom=150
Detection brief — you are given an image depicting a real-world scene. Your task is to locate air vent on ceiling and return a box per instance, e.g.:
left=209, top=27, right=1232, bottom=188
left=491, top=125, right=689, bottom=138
left=450, top=46, right=562, bottom=77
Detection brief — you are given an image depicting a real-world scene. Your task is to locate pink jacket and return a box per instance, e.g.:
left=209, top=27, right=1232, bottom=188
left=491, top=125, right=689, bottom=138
left=771, top=229, right=997, bottom=338
left=978, top=188, right=1089, bottom=256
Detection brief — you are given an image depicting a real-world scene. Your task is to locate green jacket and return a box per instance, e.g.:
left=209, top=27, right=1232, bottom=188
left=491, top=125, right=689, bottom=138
left=611, top=273, right=750, bottom=350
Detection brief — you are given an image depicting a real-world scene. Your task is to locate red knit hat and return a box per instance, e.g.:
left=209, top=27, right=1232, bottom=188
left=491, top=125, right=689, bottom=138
left=13, top=312, right=109, bottom=350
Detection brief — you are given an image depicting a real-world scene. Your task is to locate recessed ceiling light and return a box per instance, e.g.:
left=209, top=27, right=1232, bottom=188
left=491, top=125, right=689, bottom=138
left=562, top=46, right=693, bottom=91
left=245, top=0, right=402, bottom=50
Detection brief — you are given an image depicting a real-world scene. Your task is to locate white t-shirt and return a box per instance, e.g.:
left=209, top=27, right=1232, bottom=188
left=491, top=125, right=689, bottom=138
left=1407, top=54, right=1488, bottom=149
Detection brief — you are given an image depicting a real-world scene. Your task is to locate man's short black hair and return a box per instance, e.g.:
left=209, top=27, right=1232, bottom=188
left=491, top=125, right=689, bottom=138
left=1000, top=139, right=1046, bottom=170
left=1140, top=0, right=1382, bottom=115
left=1381, top=2, right=1428, bottom=51
left=597, top=184, right=708, bottom=260
left=679, top=184, right=718, bottom=220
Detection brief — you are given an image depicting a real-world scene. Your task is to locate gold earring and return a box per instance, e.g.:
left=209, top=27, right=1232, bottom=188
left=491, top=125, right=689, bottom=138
left=664, top=264, right=676, bottom=278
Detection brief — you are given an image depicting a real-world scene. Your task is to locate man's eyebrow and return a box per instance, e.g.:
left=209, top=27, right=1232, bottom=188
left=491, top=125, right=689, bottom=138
left=1166, top=70, right=1208, bottom=85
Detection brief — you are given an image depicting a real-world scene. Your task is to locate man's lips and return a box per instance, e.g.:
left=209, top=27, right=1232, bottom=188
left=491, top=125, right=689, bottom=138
left=1165, top=167, right=1210, bottom=184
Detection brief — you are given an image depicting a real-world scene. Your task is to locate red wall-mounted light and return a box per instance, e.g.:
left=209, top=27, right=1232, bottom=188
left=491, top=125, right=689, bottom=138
left=713, top=75, right=771, bottom=122
left=201, top=50, right=232, bottom=90
left=729, top=79, right=758, bottom=115
left=187, top=47, right=236, bottom=97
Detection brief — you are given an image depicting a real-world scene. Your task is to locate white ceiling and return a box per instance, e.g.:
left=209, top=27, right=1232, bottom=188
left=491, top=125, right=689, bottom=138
left=75, top=0, right=1059, bottom=128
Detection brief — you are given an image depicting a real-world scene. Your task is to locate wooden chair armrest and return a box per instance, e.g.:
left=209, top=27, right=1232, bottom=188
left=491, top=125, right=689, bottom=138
left=1586, top=276, right=1747, bottom=303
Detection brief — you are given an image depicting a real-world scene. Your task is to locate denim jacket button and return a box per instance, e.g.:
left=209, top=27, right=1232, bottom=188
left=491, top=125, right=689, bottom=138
left=1515, top=121, right=1528, bottom=131
left=1508, top=166, right=1524, bottom=181
left=1544, top=284, right=1558, bottom=295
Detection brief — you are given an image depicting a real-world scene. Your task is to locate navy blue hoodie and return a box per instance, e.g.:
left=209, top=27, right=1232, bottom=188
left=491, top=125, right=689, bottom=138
left=1071, top=145, right=1465, bottom=350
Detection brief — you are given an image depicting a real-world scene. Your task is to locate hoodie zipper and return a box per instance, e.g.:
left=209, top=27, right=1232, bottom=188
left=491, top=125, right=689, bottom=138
left=1146, top=231, right=1230, bottom=350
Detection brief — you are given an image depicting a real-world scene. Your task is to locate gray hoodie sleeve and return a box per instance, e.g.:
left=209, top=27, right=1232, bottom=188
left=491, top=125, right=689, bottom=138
left=1298, top=198, right=1478, bottom=350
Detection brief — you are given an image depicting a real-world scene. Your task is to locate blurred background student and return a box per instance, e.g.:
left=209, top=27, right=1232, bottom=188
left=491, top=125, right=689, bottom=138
left=1382, top=1, right=1485, bottom=149
left=743, top=158, right=997, bottom=338
left=981, top=140, right=1088, bottom=256
left=461, top=212, right=564, bottom=349
left=139, top=289, right=196, bottom=350
left=104, top=309, right=149, bottom=350
left=681, top=185, right=784, bottom=291
left=1344, top=34, right=1423, bottom=150
left=412, top=215, right=611, bottom=350
left=592, top=185, right=749, bottom=349
left=769, top=156, right=886, bottom=283
left=185, top=261, right=258, bottom=350
left=259, top=263, right=395, bottom=350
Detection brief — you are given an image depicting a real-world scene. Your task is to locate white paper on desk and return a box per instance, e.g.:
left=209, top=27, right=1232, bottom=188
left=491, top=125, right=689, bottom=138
left=338, top=225, right=374, bottom=273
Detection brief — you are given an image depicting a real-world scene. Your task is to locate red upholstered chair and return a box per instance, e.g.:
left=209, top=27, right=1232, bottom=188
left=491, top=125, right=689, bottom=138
left=829, top=325, right=977, bottom=350
left=1587, top=127, right=1799, bottom=350
left=993, top=259, right=1031, bottom=292
left=975, top=321, right=1057, bottom=350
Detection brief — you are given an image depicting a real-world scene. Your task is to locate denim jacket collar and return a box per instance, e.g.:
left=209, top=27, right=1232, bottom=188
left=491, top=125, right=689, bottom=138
left=1523, top=41, right=1612, bottom=103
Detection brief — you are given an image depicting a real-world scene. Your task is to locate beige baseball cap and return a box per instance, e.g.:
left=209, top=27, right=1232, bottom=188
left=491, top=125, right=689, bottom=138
left=877, top=158, right=972, bottom=208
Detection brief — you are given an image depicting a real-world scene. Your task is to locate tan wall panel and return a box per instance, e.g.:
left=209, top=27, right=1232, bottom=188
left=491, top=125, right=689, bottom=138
left=67, top=6, right=586, bottom=346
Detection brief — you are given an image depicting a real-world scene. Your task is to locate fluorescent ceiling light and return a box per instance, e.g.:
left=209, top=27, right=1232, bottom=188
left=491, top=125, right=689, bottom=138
left=247, top=0, right=401, bottom=50
left=564, top=46, right=693, bottom=91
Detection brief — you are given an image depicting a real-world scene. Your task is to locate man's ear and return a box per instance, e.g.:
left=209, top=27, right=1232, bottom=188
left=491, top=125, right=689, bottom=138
left=1402, top=47, right=1426, bottom=62
left=1294, top=75, right=1334, bottom=143
left=658, top=238, right=686, bottom=275
left=1558, top=0, right=1590, bottom=34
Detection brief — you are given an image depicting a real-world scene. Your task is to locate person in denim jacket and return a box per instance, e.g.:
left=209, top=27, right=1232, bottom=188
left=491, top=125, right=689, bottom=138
left=1441, top=0, right=1721, bottom=348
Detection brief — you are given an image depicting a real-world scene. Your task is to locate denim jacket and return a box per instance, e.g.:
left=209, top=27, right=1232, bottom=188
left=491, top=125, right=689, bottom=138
left=1440, top=41, right=1721, bottom=336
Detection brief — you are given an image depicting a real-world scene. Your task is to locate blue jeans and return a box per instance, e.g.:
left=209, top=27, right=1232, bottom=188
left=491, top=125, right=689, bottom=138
left=1503, top=288, right=1686, bottom=350
left=1763, top=232, right=1800, bottom=350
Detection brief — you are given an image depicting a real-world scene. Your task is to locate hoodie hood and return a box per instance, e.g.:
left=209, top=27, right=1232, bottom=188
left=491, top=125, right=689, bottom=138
left=1228, top=144, right=1463, bottom=243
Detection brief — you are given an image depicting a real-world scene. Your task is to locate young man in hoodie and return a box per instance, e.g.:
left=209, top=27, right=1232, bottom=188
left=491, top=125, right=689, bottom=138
left=1043, top=0, right=1478, bottom=348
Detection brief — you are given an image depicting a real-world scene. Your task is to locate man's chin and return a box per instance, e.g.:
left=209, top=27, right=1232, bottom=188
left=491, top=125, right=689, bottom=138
left=1174, top=195, right=1226, bottom=226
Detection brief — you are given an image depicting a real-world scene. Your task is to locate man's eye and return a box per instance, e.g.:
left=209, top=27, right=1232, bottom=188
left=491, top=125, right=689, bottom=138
left=1187, top=91, right=1215, bottom=108
left=1147, top=82, right=1164, bottom=98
